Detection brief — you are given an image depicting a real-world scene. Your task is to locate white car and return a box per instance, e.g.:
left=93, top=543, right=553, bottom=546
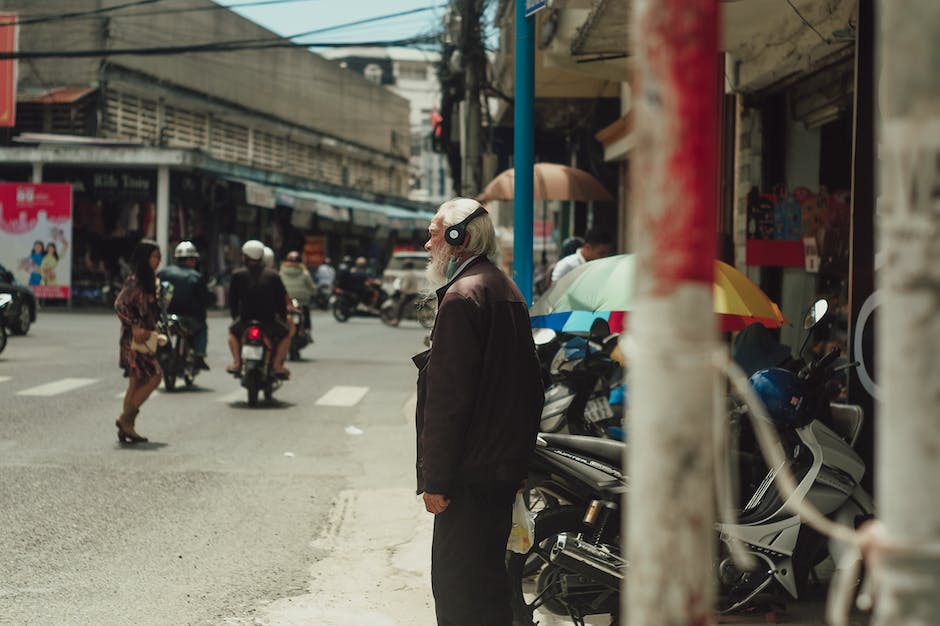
left=381, top=251, right=429, bottom=295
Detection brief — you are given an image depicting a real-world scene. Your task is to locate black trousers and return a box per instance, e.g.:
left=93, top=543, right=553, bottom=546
left=431, top=480, right=518, bottom=626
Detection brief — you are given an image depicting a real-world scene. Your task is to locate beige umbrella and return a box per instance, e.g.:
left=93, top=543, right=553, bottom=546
left=477, top=162, right=614, bottom=202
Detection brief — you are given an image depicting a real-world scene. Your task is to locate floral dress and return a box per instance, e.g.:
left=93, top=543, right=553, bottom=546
left=115, top=275, right=161, bottom=379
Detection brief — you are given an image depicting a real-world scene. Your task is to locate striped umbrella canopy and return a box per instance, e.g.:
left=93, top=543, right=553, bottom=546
left=529, top=254, right=786, bottom=333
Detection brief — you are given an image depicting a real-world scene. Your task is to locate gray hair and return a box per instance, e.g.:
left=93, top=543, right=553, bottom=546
left=437, top=197, right=498, bottom=261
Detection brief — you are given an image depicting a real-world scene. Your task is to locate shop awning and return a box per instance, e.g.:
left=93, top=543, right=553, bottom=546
left=275, top=188, right=433, bottom=230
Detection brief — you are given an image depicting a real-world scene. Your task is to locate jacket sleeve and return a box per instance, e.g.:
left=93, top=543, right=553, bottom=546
left=303, top=270, right=317, bottom=297
left=275, top=276, right=288, bottom=317
left=420, top=293, right=484, bottom=495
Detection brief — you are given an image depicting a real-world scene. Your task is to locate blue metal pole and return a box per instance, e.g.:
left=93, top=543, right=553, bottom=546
left=513, top=0, right=534, bottom=304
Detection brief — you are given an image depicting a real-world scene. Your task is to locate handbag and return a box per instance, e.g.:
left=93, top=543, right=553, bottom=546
left=130, top=327, right=159, bottom=354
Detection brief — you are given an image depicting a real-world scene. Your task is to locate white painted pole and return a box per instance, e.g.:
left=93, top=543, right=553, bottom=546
left=873, top=2, right=940, bottom=623
left=156, top=165, right=170, bottom=258
left=626, top=1, right=720, bottom=624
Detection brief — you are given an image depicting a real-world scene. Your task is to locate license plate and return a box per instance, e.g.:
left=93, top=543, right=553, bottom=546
left=241, top=345, right=263, bottom=360
left=584, top=396, right=615, bottom=423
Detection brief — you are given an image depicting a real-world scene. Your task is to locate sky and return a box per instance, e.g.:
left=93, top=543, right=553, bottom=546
left=216, top=0, right=450, bottom=48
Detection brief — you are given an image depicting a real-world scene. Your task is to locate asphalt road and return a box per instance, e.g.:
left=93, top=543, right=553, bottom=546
left=0, top=308, right=431, bottom=626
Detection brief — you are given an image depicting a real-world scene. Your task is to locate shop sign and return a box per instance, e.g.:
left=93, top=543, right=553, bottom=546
left=745, top=186, right=850, bottom=268
left=525, top=0, right=547, bottom=18
left=93, top=172, right=152, bottom=192
left=303, top=235, right=326, bottom=266
left=0, top=183, right=73, bottom=299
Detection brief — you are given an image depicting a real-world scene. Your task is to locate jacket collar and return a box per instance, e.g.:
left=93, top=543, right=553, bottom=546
left=434, top=255, right=486, bottom=301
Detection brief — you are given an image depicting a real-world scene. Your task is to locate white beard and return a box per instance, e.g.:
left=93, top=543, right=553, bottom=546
left=425, top=253, right=450, bottom=289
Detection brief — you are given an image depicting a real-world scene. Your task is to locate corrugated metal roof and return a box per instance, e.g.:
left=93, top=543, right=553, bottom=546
left=18, top=85, right=97, bottom=104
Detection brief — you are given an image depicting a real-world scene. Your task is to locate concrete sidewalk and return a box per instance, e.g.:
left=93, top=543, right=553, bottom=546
left=247, top=389, right=868, bottom=626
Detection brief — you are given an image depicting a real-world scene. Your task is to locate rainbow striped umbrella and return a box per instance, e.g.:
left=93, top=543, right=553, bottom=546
left=530, top=254, right=786, bottom=333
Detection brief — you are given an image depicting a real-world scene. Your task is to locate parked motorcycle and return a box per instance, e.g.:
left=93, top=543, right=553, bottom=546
left=155, top=281, right=202, bottom=391
left=380, top=279, right=435, bottom=329
left=509, top=300, right=874, bottom=624
left=329, top=287, right=386, bottom=322
left=0, top=293, right=12, bottom=355
left=288, top=298, right=312, bottom=360
left=232, top=321, right=283, bottom=405
left=538, top=319, right=624, bottom=437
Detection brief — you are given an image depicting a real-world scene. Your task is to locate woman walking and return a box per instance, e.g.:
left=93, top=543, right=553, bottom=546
left=114, top=239, right=163, bottom=443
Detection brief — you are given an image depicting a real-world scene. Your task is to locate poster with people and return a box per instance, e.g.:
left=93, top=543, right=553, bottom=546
left=0, top=183, right=73, bottom=299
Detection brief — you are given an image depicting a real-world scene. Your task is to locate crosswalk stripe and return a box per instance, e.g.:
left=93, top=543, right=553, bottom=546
left=0, top=376, right=11, bottom=383
left=17, top=378, right=98, bottom=397
left=315, top=386, right=369, bottom=407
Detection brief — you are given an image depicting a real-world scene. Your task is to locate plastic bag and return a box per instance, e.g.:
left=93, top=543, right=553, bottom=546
left=506, top=491, right=535, bottom=554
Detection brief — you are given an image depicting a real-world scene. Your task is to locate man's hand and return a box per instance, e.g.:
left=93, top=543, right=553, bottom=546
left=423, top=492, right=450, bottom=514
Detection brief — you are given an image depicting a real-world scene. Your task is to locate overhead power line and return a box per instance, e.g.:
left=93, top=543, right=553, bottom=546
left=0, top=34, right=440, bottom=61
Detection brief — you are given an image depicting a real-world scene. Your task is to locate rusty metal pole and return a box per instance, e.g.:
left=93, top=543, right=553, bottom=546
left=626, top=1, right=720, bottom=624
left=873, top=2, right=940, bottom=623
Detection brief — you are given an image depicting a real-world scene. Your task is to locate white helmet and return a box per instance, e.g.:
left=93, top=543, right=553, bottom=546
left=242, top=240, right=264, bottom=261
left=174, top=241, right=199, bottom=259
left=262, top=246, right=275, bottom=269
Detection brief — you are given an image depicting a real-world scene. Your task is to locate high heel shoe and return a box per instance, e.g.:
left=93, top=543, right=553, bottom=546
left=116, top=409, right=148, bottom=444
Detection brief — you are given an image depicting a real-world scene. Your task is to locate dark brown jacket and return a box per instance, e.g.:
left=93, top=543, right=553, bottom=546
left=413, top=257, right=544, bottom=495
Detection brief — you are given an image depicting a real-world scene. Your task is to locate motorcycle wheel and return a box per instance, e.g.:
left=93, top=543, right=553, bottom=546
left=380, top=305, right=399, bottom=327
left=263, top=379, right=273, bottom=403
left=163, top=350, right=177, bottom=391
left=332, top=303, right=350, bottom=322
left=507, top=505, right=592, bottom=625
left=12, top=303, right=31, bottom=335
left=246, top=370, right=260, bottom=406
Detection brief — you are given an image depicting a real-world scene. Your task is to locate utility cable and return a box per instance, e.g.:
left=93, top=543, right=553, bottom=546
left=785, top=0, right=831, bottom=45
left=0, top=34, right=439, bottom=60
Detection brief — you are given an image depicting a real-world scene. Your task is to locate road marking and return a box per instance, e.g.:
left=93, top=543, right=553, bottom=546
left=17, top=378, right=98, bottom=396
left=316, top=386, right=369, bottom=407
left=0, top=376, right=11, bottom=383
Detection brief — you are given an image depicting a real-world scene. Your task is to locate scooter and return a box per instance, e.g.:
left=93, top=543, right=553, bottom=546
left=509, top=302, right=874, bottom=624
left=233, top=321, right=282, bottom=406
left=537, top=319, right=624, bottom=437
left=329, top=286, right=386, bottom=322
left=379, top=279, right=436, bottom=329
left=288, top=298, right=312, bottom=360
left=155, top=281, right=202, bottom=391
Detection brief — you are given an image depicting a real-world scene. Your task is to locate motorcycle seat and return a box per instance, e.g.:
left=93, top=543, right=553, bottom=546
left=539, top=432, right=624, bottom=468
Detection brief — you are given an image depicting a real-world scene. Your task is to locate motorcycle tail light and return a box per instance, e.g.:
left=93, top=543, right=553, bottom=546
left=247, top=326, right=261, bottom=341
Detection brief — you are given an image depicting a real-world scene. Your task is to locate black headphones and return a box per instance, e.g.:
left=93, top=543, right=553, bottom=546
left=444, top=206, right=488, bottom=246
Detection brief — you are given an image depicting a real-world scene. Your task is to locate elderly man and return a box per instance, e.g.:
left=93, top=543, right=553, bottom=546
left=413, top=197, right=544, bottom=625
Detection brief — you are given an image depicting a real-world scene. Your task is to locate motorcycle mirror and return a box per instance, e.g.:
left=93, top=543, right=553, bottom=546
left=803, top=298, right=829, bottom=330
left=589, top=317, right=610, bottom=341
left=532, top=327, right=557, bottom=346
left=797, top=298, right=829, bottom=357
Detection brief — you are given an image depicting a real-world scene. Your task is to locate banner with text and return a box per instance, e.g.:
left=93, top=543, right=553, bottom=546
left=0, top=183, right=74, bottom=299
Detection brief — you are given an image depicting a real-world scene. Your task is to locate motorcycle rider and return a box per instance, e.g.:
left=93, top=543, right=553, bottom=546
left=315, top=257, right=336, bottom=290
left=226, top=240, right=291, bottom=378
left=157, top=241, right=213, bottom=370
left=349, top=256, right=382, bottom=313
left=279, top=251, right=316, bottom=333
